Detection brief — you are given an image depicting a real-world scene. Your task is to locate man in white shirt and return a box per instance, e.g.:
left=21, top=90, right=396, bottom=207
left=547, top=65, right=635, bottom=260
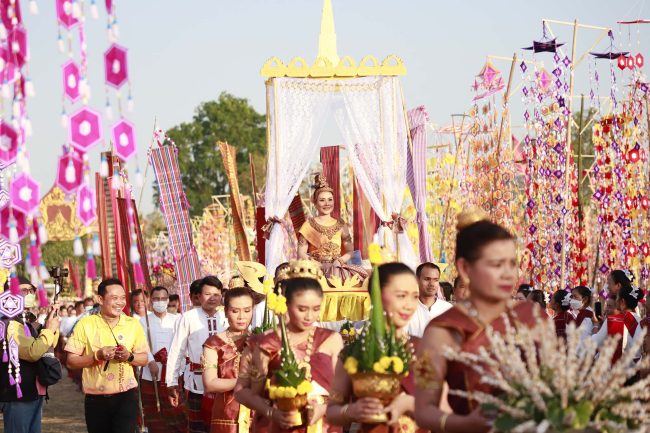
left=166, top=276, right=224, bottom=433
left=139, top=286, right=186, bottom=433
left=406, top=263, right=453, bottom=337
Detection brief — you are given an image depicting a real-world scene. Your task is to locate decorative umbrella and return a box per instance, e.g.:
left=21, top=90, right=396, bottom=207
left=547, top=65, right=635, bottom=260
left=55, top=0, right=78, bottom=29
left=10, top=173, right=39, bottom=215
left=112, top=118, right=136, bottom=161
left=104, top=44, right=128, bottom=89
left=0, top=122, right=18, bottom=168
left=62, top=60, right=81, bottom=102
left=69, top=106, right=103, bottom=152
left=0, top=239, right=22, bottom=268
left=77, top=184, right=96, bottom=226
left=0, top=206, right=27, bottom=242
left=55, top=150, right=83, bottom=193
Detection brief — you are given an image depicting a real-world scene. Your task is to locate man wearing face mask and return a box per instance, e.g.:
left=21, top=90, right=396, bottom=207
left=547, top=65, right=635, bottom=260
left=139, top=286, right=187, bottom=433
left=1, top=278, right=61, bottom=433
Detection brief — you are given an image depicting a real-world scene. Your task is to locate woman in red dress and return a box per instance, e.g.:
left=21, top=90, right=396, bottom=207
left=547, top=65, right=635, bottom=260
left=203, top=287, right=255, bottom=433
left=413, top=211, right=540, bottom=433
left=326, top=262, right=424, bottom=433
left=550, top=290, right=575, bottom=338
left=234, top=261, right=343, bottom=433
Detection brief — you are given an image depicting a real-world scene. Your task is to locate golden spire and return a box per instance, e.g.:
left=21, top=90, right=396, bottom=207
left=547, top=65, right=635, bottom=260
left=318, top=0, right=339, bottom=66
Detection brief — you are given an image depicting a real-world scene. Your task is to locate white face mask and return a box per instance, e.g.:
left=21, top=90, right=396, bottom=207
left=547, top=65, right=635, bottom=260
left=153, top=300, right=169, bottom=314
left=24, top=293, right=37, bottom=309
left=569, top=299, right=583, bottom=310
left=85, top=305, right=94, bottom=311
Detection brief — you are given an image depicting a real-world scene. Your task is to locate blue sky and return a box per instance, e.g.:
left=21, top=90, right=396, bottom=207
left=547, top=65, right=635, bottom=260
left=23, top=0, right=649, bottom=214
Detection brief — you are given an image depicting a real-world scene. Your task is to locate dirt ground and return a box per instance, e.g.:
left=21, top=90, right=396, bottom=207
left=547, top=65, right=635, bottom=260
left=41, top=370, right=86, bottom=433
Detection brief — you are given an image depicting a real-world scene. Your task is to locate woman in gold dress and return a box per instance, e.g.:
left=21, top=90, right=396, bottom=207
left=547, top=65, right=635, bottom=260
left=297, top=174, right=368, bottom=282
left=234, top=260, right=344, bottom=432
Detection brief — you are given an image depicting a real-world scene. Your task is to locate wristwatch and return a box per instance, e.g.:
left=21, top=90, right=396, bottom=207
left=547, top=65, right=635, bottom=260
left=127, top=352, right=135, bottom=363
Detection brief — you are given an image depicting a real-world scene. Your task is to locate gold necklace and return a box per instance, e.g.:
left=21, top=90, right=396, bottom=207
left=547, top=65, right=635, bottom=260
left=292, top=327, right=316, bottom=381
left=224, top=330, right=248, bottom=373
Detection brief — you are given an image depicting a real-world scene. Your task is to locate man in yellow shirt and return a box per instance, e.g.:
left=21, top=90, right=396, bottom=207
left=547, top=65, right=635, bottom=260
left=65, top=278, right=149, bottom=433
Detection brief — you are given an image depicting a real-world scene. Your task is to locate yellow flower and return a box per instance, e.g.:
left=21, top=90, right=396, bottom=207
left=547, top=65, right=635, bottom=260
left=341, top=329, right=349, bottom=335
left=266, top=379, right=271, bottom=389
left=348, top=328, right=356, bottom=336
left=343, top=357, right=358, bottom=375
left=373, top=361, right=386, bottom=374
left=379, top=356, right=392, bottom=370
left=368, top=243, right=383, bottom=265
left=263, top=278, right=274, bottom=295
left=296, top=380, right=312, bottom=395
left=284, top=387, right=298, bottom=398
left=391, top=357, right=404, bottom=374
left=267, top=293, right=278, bottom=310
left=273, top=295, right=287, bottom=315
left=269, top=386, right=277, bottom=399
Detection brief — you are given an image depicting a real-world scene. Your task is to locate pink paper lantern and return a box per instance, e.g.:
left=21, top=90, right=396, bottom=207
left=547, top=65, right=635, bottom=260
left=8, top=25, right=27, bottom=68
left=0, top=122, right=18, bottom=168
left=62, top=60, right=81, bottom=102
left=56, top=151, right=84, bottom=193
left=112, top=119, right=137, bottom=161
left=69, top=106, right=103, bottom=152
left=0, top=206, right=27, bottom=242
left=104, top=44, right=128, bottom=89
left=0, top=47, right=17, bottom=85
left=77, top=184, right=96, bottom=226
left=56, top=0, right=78, bottom=29
left=0, top=1, right=22, bottom=32
left=10, top=173, right=40, bottom=215
left=0, top=189, right=9, bottom=210
left=0, top=239, right=22, bottom=268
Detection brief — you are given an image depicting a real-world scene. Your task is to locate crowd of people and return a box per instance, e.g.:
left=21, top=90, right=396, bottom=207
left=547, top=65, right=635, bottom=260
left=1, top=213, right=649, bottom=433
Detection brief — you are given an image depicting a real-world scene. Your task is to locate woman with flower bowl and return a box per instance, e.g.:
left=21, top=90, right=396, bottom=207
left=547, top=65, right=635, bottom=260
left=234, top=260, right=343, bottom=432
left=326, top=250, right=424, bottom=433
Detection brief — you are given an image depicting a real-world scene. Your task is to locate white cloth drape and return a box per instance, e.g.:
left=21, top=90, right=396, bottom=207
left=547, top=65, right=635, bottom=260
left=264, top=77, right=418, bottom=273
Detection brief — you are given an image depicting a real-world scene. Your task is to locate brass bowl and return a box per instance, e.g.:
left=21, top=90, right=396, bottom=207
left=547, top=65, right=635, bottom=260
left=274, top=394, right=308, bottom=427
left=351, top=372, right=404, bottom=423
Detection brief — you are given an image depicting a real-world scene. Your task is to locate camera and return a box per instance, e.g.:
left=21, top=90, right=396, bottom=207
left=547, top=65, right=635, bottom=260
left=49, top=266, right=69, bottom=279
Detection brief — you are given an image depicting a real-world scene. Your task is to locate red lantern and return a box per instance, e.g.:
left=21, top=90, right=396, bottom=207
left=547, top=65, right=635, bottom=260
left=635, top=53, right=644, bottom=68
left=625, top=196, right=635, bottom=209
left=626, top=56, right=635, bottom=69
left=641, top=243, right=650, bottom=257
left=641, top=196, right=649, bottom=210
left=627, top=149, right=640, bottom=163
left=618, top=55, right=627, bottom=70
left=627, top=243, right=637, bottom=257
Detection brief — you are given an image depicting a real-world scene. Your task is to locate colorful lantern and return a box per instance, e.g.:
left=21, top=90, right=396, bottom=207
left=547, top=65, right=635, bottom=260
left=55, top=150, right=83, bottom=193
left=0, top=122, right=19, bottom=168
left=69, top=106, right=103, bottom=152
left=62, top=60, right=81, bottom=102
left=10, top=174, right=39, bottom=215
left=0, top=239, right=21, bottom=268
left=0, top=47, right=17, bottom=84
left=104, top=44, right=128, bottom=89
left=55, top=0, right=78, bottom=29
left=77, top=183, right=96, bottom=226
left=636, top=53, right=645, bottom=68
left=0, top=206, right=27, bottom=242
left=0, top=189, right=9, bottom=210
left=0, top=291, right=23, bottom=318
left=112, top=119, right=136, bottom=161
left=8, top=25, right=27, bottom=68
left=0, top=1, right=22, bottom=32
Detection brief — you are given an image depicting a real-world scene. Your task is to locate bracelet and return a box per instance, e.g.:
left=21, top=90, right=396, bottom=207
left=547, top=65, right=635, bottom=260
left=94, top=350, right=101, bottom=362
left=266, top=406, right=274, bottom=419
left=440, top=413, right=449, bottom=433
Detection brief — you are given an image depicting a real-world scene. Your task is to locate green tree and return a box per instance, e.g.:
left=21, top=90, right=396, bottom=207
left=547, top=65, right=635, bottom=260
left=154, top=92, right=267, bottom=216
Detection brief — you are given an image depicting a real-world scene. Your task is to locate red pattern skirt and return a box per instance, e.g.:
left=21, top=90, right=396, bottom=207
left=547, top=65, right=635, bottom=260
left=141, top=379, right=188, bottom=433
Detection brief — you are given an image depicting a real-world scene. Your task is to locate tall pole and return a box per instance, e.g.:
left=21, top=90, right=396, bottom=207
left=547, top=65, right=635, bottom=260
left=559, top=19, right=579, bottom=289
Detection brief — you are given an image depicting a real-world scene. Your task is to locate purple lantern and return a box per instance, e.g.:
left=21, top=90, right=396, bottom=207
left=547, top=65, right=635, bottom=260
left=104, top=44, right=129, bottom=89
left=0, top=291, right=23, bottom=319
left=8, top=25, right=27, bottom=68
left=0, top=239, right=22, bottom=268
left=0, top=206, right=27, bottom=242
left=56, top=151, right=84, bottom=194
left=56, top=0, right=78, bottom=29
left=0, top=122, right=18, bottom=169
left=10, top=174, right=40, bottom=215
left=69, top=107, right=103, bottom=152
left=77, top=184, right=96, bottom=226
left=112, top=119, right=137, bottom=161
left=62, top=60, right=81, bottom=102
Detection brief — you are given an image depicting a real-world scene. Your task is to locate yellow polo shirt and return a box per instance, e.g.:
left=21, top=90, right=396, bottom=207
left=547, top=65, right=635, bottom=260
left=65, top=314, right=149, bottom=395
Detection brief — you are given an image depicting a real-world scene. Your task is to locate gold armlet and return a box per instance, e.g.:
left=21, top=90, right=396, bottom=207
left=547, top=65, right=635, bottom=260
left=203, top=364, right=218, bottom=370
left=328, top=390, right=346, bottom=404
left=414, top=355, right=444, bottom=391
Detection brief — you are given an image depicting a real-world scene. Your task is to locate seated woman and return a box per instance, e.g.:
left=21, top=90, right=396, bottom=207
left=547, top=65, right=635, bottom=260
left=549, top=290, right=575, bottom=338
left=203, top=287, right=255, bottom=433
left=326, top=262, right=425, bottom=433
left=413, top=211, right=540, bottom=433
left=234, top=260, right=344, bottom=432
left=298, top=173, right=368, bottom=283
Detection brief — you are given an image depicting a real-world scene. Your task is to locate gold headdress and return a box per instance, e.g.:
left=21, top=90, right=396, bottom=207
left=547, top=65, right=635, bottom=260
left=311, top=173, right=334, bottom=202
left=228, top=274, right=246, bottom=289
left=456, top=207, right=489, bottom=231
left=286, top=259, right=325, bottom=280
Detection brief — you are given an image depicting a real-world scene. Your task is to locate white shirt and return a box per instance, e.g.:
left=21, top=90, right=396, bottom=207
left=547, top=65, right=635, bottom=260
left=591, top=312, right=642, bottom=360
left=406, top=298, right=453, bottom=338
left=166, top=307, right=222, bottom=393
left=139, top=312, right=180, bottom=382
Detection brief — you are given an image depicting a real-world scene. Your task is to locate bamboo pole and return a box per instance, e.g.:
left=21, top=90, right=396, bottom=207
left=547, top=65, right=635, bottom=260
left=137, top=117, right=158, bottom=210
left=559, top=20, right=579, bottom=289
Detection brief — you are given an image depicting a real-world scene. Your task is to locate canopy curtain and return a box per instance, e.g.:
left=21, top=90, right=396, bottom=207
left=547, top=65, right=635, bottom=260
left=264, top=76, right=417, bottom=274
